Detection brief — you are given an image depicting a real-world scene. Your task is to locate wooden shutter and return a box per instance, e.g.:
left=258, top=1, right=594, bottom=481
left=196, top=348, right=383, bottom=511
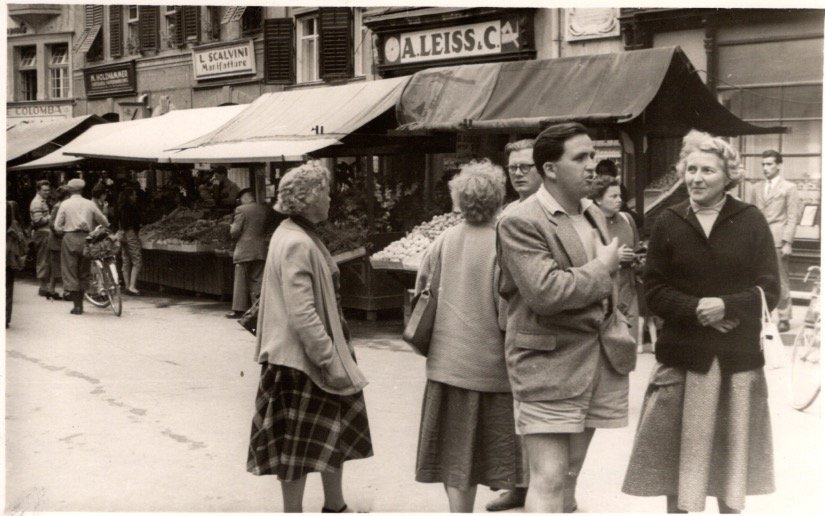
left=319, top=8, right=353, bottom=80
left=173, top=7, right=184, bottom=47
left=138, top=5, right=159, bottom=51
left=85, top=5, right=104, bottom=28
left=182, top=6, right=201, bottom=43
left=109, top=5, right=123, bottom=58
left=264, top=18, right=294, bottom=84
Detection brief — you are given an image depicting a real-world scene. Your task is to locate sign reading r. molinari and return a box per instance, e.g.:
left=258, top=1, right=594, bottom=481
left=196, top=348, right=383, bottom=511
left=192, top=40, right=256, bottom=80
left=84, top=61, right=136, bottom=98
left=382, top=15, right=528, bottom=66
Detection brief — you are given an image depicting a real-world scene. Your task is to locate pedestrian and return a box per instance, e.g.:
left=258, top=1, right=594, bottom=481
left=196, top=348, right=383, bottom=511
left=622, top=130, right=779, bottom=513
left=590, top=175, right=642, bottom=346
left=54, top=178, right=109, bottom=315
left=6, top=200, right=28, bottom=328
left=29, top=179, right=53, bottom=297
left=118, top=187, right=143, bottom=296
left=595, top=159, right=643, bottom=229
left=413, top=160, right=523, bottom=513
left=748, top=149, right=800, bottom=333
left=497, top=122, right=635, bottom=513
left=92, top=182, right=113, bottom=220
left=226, top=188, right=278, bottom=319
left=46, top=186, right=72, bottom=301
left=486, top=138, right=541, bottom=512
left=247, top=162, right=372, bottom=513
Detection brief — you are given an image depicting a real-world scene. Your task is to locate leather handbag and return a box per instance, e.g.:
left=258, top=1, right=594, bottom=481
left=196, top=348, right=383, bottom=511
left=402, top=244, right=443, bottom=356
left=238, top=298, right=259, bottom=336
left=757, top=286, right=785, bottom=369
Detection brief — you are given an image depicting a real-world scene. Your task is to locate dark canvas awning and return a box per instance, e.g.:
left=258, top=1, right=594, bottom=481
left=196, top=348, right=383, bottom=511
left=6, top=115, right=104, bottom=167
left=396, top=47, right=784, bottom=137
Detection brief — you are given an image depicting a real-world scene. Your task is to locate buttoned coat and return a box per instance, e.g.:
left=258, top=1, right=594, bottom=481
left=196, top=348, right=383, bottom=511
left=749, top=177, right=800, bottom=247
left=497, top=195, right=636, bottom=403
left=230, top=202, right=277, bottom=264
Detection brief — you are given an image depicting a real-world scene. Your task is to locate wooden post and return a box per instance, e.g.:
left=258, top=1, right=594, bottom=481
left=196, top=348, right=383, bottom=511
left=366, top=155, right=375, bottom=234
left=632, top=130, right=649, bottom=224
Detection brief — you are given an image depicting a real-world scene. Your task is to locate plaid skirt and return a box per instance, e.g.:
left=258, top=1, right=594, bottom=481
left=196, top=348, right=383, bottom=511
left=247, top=363, right=373, bottom=481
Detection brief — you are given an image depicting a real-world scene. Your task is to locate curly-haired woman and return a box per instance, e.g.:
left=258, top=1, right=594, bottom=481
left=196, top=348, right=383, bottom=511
left=414, top=160, right=524, bottom=512
left=622, top=130, right=779, bottom=513
left=247, top=161, right=372, bottom=513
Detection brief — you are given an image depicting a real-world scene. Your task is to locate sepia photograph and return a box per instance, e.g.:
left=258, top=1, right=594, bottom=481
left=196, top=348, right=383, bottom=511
left=3, top=1, right=823, bottom=513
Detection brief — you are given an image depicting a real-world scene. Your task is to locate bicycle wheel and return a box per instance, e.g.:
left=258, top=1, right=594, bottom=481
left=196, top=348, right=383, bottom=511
left=789, top=324, right=821, bottom=411
left=102, top=262, right=122, bottom=317
left=84, top=262, right=111, bottom=308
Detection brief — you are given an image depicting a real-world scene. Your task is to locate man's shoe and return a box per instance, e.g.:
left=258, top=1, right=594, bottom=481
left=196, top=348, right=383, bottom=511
left=778, top=320, right=791, bottom=333
left=225, top=311, right=243, bottom=319
left=38, top=288, right=49, bottom=298
left=486, top=488, right=526, bottom=512
left=70, top=291, right=84, bottom=315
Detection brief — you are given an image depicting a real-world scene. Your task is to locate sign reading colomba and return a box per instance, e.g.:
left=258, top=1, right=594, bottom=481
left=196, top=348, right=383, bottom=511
left=193, top=40, right=256, bottom=80
left=383, top=18, right=523, bottom=65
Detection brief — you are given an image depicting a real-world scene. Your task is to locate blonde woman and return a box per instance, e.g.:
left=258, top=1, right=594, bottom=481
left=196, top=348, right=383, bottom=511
left=622, top=130, right=779, bottom=513
left=414, top=160, right=524, bottom=512
left=247, top=162, right=372, bottom=513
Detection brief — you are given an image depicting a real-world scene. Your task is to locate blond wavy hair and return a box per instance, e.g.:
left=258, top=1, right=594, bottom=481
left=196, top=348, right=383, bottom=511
left=274, top=161, right=331, bottom=215
left=448, top=159, right=506, bottom=224
left=676, top=129, right=743, bottom=189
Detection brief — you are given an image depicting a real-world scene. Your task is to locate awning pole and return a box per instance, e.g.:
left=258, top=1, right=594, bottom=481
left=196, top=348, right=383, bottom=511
left=366, top=155, right=375, bottom=235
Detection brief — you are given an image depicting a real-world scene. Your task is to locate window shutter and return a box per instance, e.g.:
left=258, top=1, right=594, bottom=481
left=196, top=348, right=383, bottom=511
left=85, top=5, right=104, bottom=28
left=109, top=5, right=123, bottom=58
left=264, top=18, right=294, bottom=84
left=183, top=6, right=201, bottom=43
left=138, top=5, right=159, bottom=51
left=319, top=8, right=353, bottom=80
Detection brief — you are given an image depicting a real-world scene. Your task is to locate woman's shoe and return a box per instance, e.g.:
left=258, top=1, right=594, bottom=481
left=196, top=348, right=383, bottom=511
left=124, top=289, right=142, bottom=297
left=321, top=504, right=349, bottom=513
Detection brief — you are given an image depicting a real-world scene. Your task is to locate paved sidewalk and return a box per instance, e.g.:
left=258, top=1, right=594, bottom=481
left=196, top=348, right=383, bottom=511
left=3, top=278, right=822, bottom=513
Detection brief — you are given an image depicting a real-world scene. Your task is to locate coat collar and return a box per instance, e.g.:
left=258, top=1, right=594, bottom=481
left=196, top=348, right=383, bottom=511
left=532, top=193, right=609, bottom=267
left=669, top=195, right=751, bottom=239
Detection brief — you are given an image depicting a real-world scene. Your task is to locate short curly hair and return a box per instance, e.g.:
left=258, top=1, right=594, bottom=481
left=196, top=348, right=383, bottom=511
left=676, top=129, right=743, bottom=189
left=449, top=159, right=506, bottom=224
left=589, top=175, right=621, bottom=201
left=274, top=161, right=331, bottom=215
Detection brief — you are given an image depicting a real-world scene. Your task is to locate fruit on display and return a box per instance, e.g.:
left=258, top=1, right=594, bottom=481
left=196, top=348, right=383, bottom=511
left=647, top=168, right=681, bottom=191
left=139, top=208, right=233, bottom=249
left=372, top=211, right=463, bottom=264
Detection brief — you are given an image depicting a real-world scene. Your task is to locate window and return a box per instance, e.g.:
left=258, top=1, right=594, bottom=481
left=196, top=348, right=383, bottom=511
left=206, top=6, right=221, bottom=41
left=128, top=5, right=138, bottom=23
left=127, top=5, right=139, bottom=53
left=318, top=8, right=354, bottom=81
left=353, top=9, right=370, bottom=77
left=17, top=46, right=37, bottom=101
left=83, top=4, right=104, bottom=61
left=165, top=5, right=177, bottom=47
left=48, top=44, right=69, bottom=99
left=264, top=18, right=295, bottom=84
left=297, top=16, right=319, bottom=83
left=138, top=5, right=160, bottom=52
left=110, top=4, right=123, bottom=58
left=241, top=6, right=263, bottom=34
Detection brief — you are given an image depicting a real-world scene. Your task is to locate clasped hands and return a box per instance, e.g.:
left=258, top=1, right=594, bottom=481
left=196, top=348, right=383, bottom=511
left=696, top=297, right=739, bottom=333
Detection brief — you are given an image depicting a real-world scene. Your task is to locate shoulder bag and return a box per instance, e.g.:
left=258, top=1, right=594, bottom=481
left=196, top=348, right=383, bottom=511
left=757, top=286, right=785, bottom=369
left=402, top=242, right=443, bottom=356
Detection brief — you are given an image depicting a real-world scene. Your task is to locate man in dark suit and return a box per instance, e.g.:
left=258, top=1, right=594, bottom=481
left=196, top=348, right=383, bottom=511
left=497, top=123, right=635, bottom=512
left=226, top=188, right=278, bottom=318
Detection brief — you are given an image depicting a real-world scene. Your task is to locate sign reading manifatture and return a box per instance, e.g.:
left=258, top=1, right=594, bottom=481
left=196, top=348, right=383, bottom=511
left=383, top=17, right=525, bottom=65
left=84, top=61, right=136, bottom=98
left=193, top=40, right=257, bottom=80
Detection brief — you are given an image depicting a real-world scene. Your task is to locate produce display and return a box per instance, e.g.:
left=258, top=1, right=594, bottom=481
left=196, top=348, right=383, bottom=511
left=139, top=208, right=233, bottom=251
left=647, top=168, right=681, bottom=191
left=371, top=212, right=463, bottom=269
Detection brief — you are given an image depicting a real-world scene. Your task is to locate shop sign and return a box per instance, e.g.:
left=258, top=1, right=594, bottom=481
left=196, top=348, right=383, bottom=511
left=566, top=8, right=620, bottom=42
left=383, top=16, right=524, bottom=65
left=7, top=103, right=72, bottom=123
left=192, top=40, right=256, bottom=80
left=84, top=61, right=137, bottom=98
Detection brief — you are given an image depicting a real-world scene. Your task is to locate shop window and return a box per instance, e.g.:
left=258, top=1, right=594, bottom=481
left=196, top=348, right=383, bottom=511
left=318, top=7, right=354, bottom=81
left=241, top=6, right=263, bottom=35
left=110, top=5, right=123, bottom=58
left=264, top=18, right=295, bottom=84
left=48, top=44, right=69, bottom=99
left=17, top=46, right=37, bottom=101
left=297, top=15, right=319, bottom=83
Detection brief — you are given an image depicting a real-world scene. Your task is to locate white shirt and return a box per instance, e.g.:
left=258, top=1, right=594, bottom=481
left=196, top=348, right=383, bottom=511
left=536, top=186, right=598, bottom=259
left=690, top=195, right=728, bottom=237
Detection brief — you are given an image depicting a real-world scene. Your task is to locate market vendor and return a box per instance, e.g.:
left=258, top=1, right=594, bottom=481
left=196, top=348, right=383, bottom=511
left=211, top=166, right=240, bottom=208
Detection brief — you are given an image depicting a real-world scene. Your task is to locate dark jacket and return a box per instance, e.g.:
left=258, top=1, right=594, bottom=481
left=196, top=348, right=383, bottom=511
left=230, top=202, right=277, bottom=263
left=645, top=196, right=779, bottom=374
left=118, top=202, right=141, bottom=232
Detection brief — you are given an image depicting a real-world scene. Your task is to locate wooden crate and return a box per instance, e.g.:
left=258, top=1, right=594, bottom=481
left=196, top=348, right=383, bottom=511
left=139, top=249, right=234, bottom=295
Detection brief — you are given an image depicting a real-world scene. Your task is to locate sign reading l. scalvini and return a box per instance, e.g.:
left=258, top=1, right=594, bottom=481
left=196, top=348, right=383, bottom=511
left=383, top=18, right=522, bottom=65
left=193, top=40, right=256, bottom=80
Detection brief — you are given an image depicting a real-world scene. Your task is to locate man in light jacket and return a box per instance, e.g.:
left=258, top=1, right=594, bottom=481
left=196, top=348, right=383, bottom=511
left=226, top=188, right=278, bottom=318
left=497, top=122, right=635, bottom=513
left=29, top=179, right=52, bottom=297
left=749, top=149, right=800, bottom=332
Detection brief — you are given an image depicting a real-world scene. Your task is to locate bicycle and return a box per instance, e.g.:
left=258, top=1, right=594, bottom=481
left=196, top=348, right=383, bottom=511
left=84, top=226, right=123, bottom=317
left=789, top=265, right=820, bottom=411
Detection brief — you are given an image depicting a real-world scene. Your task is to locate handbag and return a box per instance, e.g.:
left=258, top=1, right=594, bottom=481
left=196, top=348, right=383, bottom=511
left=402, top=243, right=443, bottom=356
left=757, top=286, right=786, bottom=369
left=238, top=298, right=259, bottom=335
